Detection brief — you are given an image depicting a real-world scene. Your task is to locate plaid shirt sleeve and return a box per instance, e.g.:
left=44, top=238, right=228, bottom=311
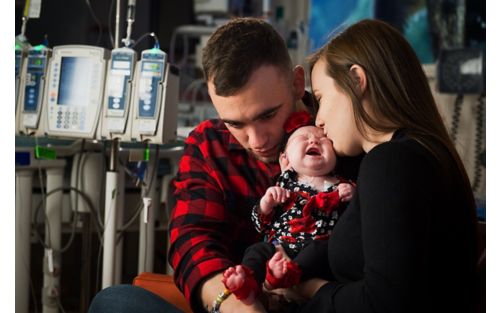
left=167, top=120, right=278, bottom=310
left=168, top=131, right=235, bottom=309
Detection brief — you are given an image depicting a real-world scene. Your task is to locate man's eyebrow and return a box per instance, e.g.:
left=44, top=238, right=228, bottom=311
left=252, top=104, right=283, bottom=121
left=221, top=104, right=283, bottom=125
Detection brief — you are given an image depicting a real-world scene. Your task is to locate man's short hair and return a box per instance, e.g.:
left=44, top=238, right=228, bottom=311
left=202, top=17, right=292, bottom=96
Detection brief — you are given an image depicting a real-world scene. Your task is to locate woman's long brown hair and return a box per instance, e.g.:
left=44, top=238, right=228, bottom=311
left=308, top=19, right=477, bottom=228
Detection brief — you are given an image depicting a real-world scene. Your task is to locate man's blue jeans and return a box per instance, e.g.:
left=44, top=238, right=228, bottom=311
left=88, top=284, right=184, bottom=313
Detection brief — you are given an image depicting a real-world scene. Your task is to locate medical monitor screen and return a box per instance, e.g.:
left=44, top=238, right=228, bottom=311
left=57, top=56, right=94, bottom=106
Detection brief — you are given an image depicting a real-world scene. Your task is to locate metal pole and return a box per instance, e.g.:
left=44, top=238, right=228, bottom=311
left=114, top=0, right=121, bottom=49
left=138, top=150, right=157, bottom=274
left=101, top=0, right=122, bottom=289
left=43, top=167, right=65, bottom=313
left=110, top=139, right=119, bottom=172
left=113, top=164, right=125, bottom=284
left=15, top=169, right=34, bottom=313
left=102, top=171, right=118, bottom=288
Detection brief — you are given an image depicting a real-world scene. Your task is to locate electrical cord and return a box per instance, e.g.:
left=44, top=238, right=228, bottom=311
left=99, top=142, right=108, bottom=226
left=72, top=147, right=106, bottom=232
left=32, top=186, right=104, bottom=253
left=85, top=0, right=103, bottom=46
left=56, top=291, right=67, bottom=313
left=450, top=93, right=464, bottom=144
left=472, top=94, right=485, bottom=192
left=79, top=150, right=106, bottom=232
left=107, top=0, right=116, bottom=47
left=131, top=32, right=159, bottom=49
left=24, top=256, right=39, bottom=313
left=34, top=138, right=50, bottom=246
left=77, top=148, right=106, bottom=310
left=73, top=140, right=86, bottom=214
left=94, top=236, right=104, bottom=293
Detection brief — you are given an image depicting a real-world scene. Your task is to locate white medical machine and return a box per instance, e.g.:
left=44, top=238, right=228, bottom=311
left=100, top=47, right=137, bottom=140
left=42, top=45, right=109, bottom=139
left=129, top=48, right=179, bottom=144
left=17, top=45, right=51, bottom=135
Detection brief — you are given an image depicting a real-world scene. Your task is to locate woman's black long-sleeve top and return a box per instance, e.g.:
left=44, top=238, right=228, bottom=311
left=301, top=130, right=478, bottom=313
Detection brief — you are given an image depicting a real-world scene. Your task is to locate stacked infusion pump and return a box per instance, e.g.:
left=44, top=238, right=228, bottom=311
left=19, top=44, right=179, bottom=144
left=101, top=47, right=179, bottom=143
left=16, top=45, right=51, bottom=135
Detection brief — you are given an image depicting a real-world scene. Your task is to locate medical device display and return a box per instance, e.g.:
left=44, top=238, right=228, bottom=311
left=43, top=45, right=109, bottom=139
left=130, top=48, right=179, bottom=144
left=17, top=45, right=51, bottom=134
left=100, top=47, right=137, bottom=140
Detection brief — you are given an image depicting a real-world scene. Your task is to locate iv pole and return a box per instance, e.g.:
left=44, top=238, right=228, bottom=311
left=102, top=0, right=137, bottom=289
left=101, top=0, right=122, bottom=289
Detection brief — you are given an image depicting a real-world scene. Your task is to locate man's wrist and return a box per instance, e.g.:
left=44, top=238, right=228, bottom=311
left=199, top=272, right=232, bottom=312
left=210, top=288, right=232, bottom=313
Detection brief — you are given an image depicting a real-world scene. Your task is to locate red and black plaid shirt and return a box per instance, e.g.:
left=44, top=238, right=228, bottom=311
left=168, top=119, right=281, bottom=308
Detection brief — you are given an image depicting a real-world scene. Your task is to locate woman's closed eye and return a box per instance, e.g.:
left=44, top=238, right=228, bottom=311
left=314, top=96, right=322, bottom=107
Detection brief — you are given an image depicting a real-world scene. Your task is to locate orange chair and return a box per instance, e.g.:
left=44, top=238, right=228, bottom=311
left=133, top=272, right=192, bottom=313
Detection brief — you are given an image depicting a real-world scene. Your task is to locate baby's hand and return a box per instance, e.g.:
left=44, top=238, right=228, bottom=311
left=260, top=186, right=290, bottom=215
left=338, top=183, right=355, bottom=202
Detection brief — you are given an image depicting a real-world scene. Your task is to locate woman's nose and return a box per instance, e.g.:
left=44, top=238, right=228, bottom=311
left=315, top=116, right=324, bottom=128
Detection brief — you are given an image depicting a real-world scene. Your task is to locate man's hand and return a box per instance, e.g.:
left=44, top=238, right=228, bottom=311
left=260, top=186, right=291, bottom=214
left=338, top=183, right=355, bottom=202
left=199, top=272, right=266, bottom=312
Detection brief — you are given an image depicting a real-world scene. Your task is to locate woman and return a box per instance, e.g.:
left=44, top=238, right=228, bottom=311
left=299, top=19, right=479, bottom=313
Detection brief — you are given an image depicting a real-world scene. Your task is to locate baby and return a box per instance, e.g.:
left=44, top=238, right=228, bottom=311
left=222, top=111, right=356, bottom=304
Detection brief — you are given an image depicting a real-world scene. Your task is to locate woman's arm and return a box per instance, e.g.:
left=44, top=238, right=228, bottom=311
left=301, top=142, right=436, bottom=313
left=293, top=278, right=329, bottom=299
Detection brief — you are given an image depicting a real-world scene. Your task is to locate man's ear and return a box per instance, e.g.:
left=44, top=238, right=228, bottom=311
left=349, top=64, right=367, bottom=94
left=279, top=152, right=291, bottom=171
left=292, top=65, right=305, bottom=100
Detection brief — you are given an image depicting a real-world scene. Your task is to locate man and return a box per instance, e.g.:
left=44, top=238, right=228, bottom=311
left=169, top=18, right=309, bottom=312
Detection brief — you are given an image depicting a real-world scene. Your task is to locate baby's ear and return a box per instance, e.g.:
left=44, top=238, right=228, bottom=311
left=279, top=152, right=290, bottom=171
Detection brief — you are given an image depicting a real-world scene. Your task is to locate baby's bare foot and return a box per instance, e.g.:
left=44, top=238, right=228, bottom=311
left=268, top=251, right=288, bottom=279
left=222, top=265, right=246, bottom=291
left=222, top=265, right=256, bottom=304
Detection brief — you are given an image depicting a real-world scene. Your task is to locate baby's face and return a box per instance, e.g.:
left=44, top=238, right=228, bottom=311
left=284, top=125, right=337, bottom=176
